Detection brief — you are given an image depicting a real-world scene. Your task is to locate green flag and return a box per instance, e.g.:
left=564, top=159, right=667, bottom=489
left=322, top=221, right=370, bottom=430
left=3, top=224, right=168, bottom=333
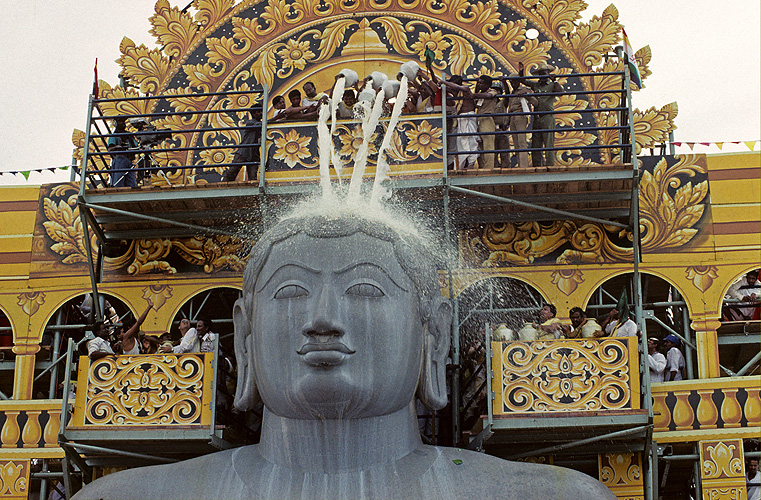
left=617, top=288, right=629, bottom=321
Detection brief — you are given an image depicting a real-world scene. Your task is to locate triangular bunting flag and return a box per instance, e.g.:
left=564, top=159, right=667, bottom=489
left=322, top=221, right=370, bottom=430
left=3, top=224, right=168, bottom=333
left=699, top=142, right=710, bottom=147
left=21, top=171, right=31, bottom=180
left=686, top=143, right=695, bottom=150
left=716, top=142, right=724, bottom=150
left=672, top=142, right=682, bottom=147
left=744, top=141, right=757, bottom=151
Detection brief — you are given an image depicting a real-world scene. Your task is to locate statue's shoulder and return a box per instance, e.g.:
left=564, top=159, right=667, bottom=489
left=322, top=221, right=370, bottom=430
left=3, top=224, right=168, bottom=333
left=431, top=447, right=616, bottom=500
left=72, top=448, right=242, bottom=500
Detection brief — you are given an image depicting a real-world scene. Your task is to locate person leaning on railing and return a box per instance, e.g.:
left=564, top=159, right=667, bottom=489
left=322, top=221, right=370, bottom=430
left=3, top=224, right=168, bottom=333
left=517, top=61, right=562, bottom=168
left=107, top=116, right=138, bottom=188
left=502, top=74, right=538, bottom=169
left=222, top=104, right=263, bottom=182
left=87, top=321, right=115, bottom=361
left=565, top=307, right=603, bottom=338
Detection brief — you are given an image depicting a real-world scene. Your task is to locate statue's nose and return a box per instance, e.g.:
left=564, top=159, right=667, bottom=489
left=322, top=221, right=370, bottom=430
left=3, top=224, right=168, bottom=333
left=302, top=283, right=344, bottom=338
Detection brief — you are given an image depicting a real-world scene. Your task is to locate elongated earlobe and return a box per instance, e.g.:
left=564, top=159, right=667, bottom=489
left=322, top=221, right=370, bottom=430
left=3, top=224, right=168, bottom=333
left=232, top=298, right=260, bottom=412
left=416, top=296, right=452, bottom=410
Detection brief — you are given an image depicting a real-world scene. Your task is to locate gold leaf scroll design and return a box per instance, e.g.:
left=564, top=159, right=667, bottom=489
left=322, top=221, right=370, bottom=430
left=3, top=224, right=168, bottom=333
left=173, top=235, right=248, bottom=273
left=702, top=442, right=743, bottom=480
left=85, top=355, right=205, bottom=426
left=639, top=155, right=708, bottom=250
left=105, top=236, right=247, bottom=276
left=499, top=339, right=630, bottom=413
left=41, top=185, right=99, bottom=266
left=599, top=453, right=641, bottom=487
left=0, top=460, right=28, bottom=497
left=469, top=155, right=708, bottom=266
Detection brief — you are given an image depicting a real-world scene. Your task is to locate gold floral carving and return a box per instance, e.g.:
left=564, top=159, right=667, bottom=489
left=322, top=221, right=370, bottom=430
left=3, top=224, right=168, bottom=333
left=71, top=0, right=675, bottom=179
left=270, top=129, right=317, bottom=168
left=403, top=120, right=443, bottom=160
left=84, top=354, right=208, bottom=426
left=551, top=269, right=583, bottom=296
left=0, top=460, right=28, bottom=498
left=497, top=339, right=632, bottom=413
left=142, top=285, right=173, bottom=311
left=40, top=184, right=247, bottom=274
left=685, top=265, right=719, bottom=292
left=16, top=292, right=45, bottom=317
left=465, top=155, right=708, bottom=266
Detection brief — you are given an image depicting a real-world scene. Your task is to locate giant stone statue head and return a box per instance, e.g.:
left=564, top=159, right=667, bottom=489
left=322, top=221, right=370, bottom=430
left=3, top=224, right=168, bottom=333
left=232, top=204, right=452, bottom=420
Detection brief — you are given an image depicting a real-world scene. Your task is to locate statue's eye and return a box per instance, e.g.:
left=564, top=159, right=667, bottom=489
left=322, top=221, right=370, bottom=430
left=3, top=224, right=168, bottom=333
left=274, top=284, right=308, bottom=299
left=346, top=283, right=385, bottom=297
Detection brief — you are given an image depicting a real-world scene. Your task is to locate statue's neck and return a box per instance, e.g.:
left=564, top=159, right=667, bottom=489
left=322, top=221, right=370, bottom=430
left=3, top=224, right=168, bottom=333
left=258, top=403, right=423, bottom=472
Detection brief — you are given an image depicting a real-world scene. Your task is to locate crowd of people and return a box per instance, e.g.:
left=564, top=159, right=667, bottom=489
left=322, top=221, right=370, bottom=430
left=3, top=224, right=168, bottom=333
left=106, top=60, right=565, bottom=186
left=490, top=303, right=639, bottom=342
left=487, top=302, right=689, bottom=384
left=86, top=315, right=217, bottom=361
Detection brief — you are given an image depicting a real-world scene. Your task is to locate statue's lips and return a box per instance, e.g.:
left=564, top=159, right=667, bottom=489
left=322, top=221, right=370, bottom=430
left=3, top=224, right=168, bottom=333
left=297, top=342, right=356, bottom=367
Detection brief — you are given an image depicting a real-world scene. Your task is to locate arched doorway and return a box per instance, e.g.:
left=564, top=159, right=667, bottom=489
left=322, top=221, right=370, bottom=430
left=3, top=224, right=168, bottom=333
left=587, top=272, right=694, bottom=379
left=718, top=268, right=760, bottom=376
left=454, top=276, right=546, bottom=440
left=37, top=293, right=133, bottom=399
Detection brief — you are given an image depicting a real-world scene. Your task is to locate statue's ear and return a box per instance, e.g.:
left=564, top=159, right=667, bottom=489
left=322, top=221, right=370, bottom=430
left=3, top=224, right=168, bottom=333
left=232, top=298, right=260, bottom=412
left=417, top=295, right=452, bottom=410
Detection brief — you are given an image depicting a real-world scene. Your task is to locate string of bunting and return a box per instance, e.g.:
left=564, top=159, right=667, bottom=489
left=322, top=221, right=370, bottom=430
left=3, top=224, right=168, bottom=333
left=0, top=166, right=70, bottom=181
left=671, top=140, right=759, bottom=151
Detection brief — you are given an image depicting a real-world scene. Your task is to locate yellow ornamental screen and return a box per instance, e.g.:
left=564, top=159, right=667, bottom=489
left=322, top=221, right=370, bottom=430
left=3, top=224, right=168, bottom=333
left=492, top=338, right=640, bottom=414
left=71, top=354, right=213, bottom=428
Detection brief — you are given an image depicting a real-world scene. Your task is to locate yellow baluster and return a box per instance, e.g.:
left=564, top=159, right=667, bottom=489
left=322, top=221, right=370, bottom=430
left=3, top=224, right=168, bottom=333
left=696, top=389, right=718, bottom=429
left=720, top=389, right=743, bottom=428
left=1, top=411, right=21, bottom=448
left=21, top=411, right=42, bottom=448
left=672, top=390, right=695, bottom=430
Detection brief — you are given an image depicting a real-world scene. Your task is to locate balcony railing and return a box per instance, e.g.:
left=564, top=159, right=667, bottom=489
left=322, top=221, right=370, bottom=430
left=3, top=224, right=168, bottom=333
left=489, top=337, right=641, bottom=417
left=78, top=70, right=637, bottom=191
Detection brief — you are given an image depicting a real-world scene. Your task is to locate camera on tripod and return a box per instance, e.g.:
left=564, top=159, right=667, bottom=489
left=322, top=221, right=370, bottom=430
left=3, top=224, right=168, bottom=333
left=128, top=118, right=172, bottom=147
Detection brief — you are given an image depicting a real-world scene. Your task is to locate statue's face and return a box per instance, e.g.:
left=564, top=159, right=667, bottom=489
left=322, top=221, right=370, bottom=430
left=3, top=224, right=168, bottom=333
left=250, top=232, right=425, bottom=419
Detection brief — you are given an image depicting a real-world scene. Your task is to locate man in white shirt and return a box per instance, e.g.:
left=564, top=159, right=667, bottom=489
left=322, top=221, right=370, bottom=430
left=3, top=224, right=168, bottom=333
left=600, top=308, right=638, bottom=337
left=647, top=337, right=666, bottom=383
left=173, top=318, right=216, bottom=354
left=87, top=321, right=114, bottom=360
left=301, top=81, right=328, bottom=108
left=663, top=334, right=685, bottom=381
left=747, top=459, right=760, bottom=500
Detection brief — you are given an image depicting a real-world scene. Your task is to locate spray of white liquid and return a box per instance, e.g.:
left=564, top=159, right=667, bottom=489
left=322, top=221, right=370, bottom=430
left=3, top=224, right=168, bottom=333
left=316, top=104, right=333, bottom=199
left=314, top=76, right=409, bottom=203
left=347, top=83, right=386, bottom=202
left=329, top=77, right=346, bottom=183
left=370, top=76, right=408, bottom=206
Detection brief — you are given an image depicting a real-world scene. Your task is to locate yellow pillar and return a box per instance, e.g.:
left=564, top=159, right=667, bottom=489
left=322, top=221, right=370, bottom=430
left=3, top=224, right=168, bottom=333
left=691, top=316, right=722, bottom=379
left=598, top=452, right=645, bottom=500
left=699, top=439, right=747, bottom=500
left=11, top=344, right=39, bottom=400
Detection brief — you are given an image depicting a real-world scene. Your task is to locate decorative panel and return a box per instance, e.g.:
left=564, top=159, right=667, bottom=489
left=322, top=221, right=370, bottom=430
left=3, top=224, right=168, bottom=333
left=699, top=439, right=747, bottom=500
left=70, top=354, right=213, bottom=428
left=492, top=337, right=639, bottom=414
left=598, top=452, right=644, bottom=500
left=0, top=460, right=29, bottom=500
